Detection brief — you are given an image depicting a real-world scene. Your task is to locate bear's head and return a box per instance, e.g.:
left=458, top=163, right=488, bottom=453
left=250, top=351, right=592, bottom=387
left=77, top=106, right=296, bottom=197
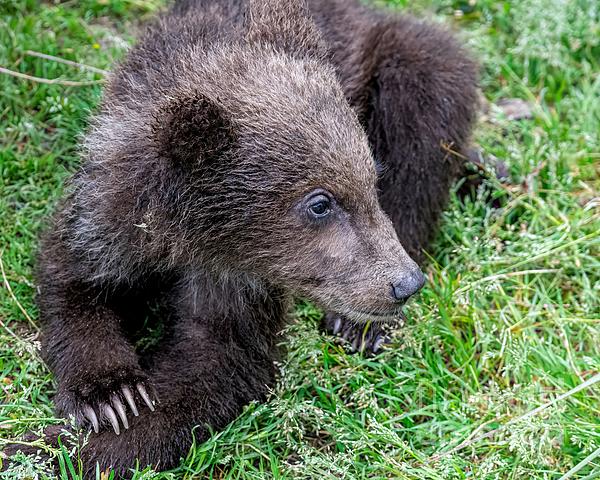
left=153, top=0, right=424, bottom=322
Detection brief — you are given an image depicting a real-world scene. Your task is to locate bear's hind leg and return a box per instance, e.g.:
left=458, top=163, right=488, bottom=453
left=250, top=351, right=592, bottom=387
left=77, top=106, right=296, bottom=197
left=313, top=9, right=478, bottom=349
left=353, top=16, right=479, bottom=260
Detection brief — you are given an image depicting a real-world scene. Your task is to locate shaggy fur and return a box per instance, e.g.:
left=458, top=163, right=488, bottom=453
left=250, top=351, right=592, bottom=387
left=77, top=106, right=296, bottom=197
left=309, top=0, right=478, bottom=349
left=6, top=0, right=477, bottom=476
left=309, top=0, right=479, bottom=259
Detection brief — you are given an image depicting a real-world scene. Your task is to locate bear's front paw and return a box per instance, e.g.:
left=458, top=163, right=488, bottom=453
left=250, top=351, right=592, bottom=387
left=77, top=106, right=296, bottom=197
left=56, top=370, right=158, bottom=436
left=322, top=312, right=393, bottom=355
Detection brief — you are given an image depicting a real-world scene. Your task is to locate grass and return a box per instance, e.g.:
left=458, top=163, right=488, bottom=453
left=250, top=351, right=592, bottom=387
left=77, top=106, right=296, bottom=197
left=0, top=0, right=598, bottom=478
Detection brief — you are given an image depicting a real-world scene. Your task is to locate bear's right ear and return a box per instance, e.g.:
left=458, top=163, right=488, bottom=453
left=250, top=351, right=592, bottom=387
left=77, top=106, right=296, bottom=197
left=152, top=92, right=235, bottom=166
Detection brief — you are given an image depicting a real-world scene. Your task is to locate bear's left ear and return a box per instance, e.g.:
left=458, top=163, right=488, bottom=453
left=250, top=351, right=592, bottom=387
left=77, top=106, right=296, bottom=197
left=152, top=91, right=236, bottom=166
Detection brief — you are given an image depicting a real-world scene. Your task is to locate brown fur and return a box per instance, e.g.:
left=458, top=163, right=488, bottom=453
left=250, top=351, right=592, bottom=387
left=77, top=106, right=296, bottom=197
left=4, top=0, right=477, bottom=476
left=309, top=0, right=479, bottom=350
left=308, top=0, right=478, bottom=259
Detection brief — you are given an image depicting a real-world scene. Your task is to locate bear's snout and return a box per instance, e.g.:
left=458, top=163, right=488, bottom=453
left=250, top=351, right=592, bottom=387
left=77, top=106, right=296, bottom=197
left=391, top=267, right=426, bottom=302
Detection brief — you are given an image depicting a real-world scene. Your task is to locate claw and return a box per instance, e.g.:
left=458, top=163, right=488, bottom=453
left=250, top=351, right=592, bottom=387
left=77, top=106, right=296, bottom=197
left=122, top=385, right=139, bottom=417
left=136, top=383, right=155, bottom=412
left=341, top=326, right=352, bottom=341
left=372, top=335, right=386, bottom=354
left=103, top=404, right=120, bottom=435
left=351, top=335, right=361, bottom=353
left=332, top=317, right=342, bottom=335
left=111, top=394, right=129, bottom=429
left=83, top=405, right=99, bottom=433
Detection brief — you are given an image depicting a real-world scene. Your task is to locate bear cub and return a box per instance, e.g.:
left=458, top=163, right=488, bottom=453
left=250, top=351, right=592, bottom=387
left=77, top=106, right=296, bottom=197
left=14, top=0, right=477, bottom=476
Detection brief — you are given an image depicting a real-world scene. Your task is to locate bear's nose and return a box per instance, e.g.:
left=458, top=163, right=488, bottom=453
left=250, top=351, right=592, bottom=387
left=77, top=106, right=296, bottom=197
left=391, top=269, right=426, bottom=302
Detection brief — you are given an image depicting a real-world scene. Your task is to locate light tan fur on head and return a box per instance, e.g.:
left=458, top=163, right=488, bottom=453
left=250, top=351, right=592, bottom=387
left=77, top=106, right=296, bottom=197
left=66, top=0, right=422, bottom=320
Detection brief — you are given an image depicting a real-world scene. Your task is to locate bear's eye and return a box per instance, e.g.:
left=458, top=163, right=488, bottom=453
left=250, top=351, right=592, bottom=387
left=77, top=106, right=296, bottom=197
left=307, top=195, right=331, bottom=218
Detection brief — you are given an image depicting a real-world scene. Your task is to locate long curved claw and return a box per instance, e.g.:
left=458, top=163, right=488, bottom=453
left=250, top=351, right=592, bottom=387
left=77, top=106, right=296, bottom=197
left=372, top=335, right=387, bottom=354
left=111, top=394, right=129, bottom=429
left=122, top=385, right=139, bottom=417
left=341, top=326, right=352, bottom=341
left=351, top=335, right=361, bottom=353
left=136, top=383, right=155, bottom=412
left=332, top=317, right=342, bottom=335
left=103, top=404, right=120, bottom=435
left=83, top=405, right=99, bottom=433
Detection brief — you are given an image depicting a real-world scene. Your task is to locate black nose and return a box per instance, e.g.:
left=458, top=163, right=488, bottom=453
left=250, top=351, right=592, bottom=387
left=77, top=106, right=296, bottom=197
left=392, top=269, right=426, bottom=301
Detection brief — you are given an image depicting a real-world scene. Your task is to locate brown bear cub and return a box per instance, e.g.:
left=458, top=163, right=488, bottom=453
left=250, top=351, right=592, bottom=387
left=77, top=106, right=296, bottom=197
left=19, top=0, right=477, bottom=476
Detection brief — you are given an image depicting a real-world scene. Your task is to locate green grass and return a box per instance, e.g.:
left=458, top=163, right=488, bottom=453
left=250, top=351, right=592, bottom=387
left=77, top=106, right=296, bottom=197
left=1, top=0, right=599, bottom=478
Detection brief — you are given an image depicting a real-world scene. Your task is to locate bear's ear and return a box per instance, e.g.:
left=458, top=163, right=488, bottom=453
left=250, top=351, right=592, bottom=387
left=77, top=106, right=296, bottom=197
left=153, top=92, right=235, bottom=166
left=245, top=0, right=326, bottom=58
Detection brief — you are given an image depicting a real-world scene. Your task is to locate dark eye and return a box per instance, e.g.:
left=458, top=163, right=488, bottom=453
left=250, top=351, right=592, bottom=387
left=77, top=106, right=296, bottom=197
left=307, top=194, right=331, bottom=218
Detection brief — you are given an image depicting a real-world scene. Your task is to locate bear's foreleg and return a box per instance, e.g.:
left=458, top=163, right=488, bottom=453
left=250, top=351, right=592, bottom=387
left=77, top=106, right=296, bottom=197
left=37, top=233, right=157, bottom=435
left=75, top=314, right=277, bottom=478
